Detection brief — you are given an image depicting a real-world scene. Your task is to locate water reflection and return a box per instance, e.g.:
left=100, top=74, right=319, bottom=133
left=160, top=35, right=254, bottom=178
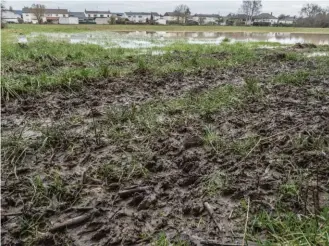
left=29, top=31, right=329, bottom=48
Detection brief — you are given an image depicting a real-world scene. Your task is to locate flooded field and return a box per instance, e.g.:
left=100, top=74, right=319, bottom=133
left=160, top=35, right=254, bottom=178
left=2, top=25, right=329, bottom=246
left=28, top=31, right=329, bottom=48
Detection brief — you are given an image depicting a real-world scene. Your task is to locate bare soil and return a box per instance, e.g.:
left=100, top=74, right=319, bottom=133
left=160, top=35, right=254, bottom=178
left=1, top=50, right=329, bottom=245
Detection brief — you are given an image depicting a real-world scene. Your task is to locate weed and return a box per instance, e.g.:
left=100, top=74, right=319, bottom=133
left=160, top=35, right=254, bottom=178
left=203, top=170, right=227, bottom=196
left=273, top=70, right=311, bottom=85
left=153, top=232, right=188, bottom=246
left=244, top=77, right=263, bottom=96
left=222, top=37, right=231, bottom=42
left=231, top=136, right=259, bottom=156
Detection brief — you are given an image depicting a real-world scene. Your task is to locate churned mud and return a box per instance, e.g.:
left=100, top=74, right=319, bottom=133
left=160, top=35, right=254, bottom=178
left=1, top=48, right=329, bottom=245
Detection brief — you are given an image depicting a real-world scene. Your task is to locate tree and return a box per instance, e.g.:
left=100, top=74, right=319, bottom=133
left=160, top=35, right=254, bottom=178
left=174, top=4, right=191, bottom=23
left=9, top=6, right=13, bottom=11
left=1, top=2, right=6, bottom=28
left=109, top=15, right=116, bottom=25
left=239, top=0, right=262, bottom=24
left=198, top=16, right=205, bottom=25
left=31, top=4, right=46, bottom=24
left=300, top=3, right=324, bottom=18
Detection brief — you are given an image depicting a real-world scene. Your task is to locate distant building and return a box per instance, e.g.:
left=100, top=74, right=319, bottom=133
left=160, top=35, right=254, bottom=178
left=192, top=14, right=220, bottom=24
left=1, top=10, right=21, bottom=23
left=85, top=10, right=111, bottom=18
left=123, top=12, right=160, bottom=23
left=95, top=17, right=110, bottom=24
left=163, top=12, right=180, bottom=22
left=22, top=8, right=69, bottom=23
left=278, top=16, right=296, bottom=25
left=226, top=14, right=249, bottom=25
left=69, top=12, right=86, bottom=21
left=253, top=13, right=278, bottom=25
left=59, top=17, right=79, bottom=24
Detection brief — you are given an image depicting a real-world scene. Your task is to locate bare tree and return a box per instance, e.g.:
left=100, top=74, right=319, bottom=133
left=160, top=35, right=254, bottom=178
left=240, top=0, right=262, bottom=24
left=174, top=4, right=191, bottom=23
left=300, top=3, right=324, bottom=18
left=31, top=4, right=46, bottom=24
left=9, top=6, right=13, bottom=11
left=198, top=16, right=205, bottom=25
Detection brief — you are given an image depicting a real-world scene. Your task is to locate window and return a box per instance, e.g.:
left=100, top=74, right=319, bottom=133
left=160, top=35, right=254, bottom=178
left=94, top=14, right=96, bottom=17
left=56, top=14, right=58, bottom=16
left=138, top=16, right=142, bottom=18
left=89, top=14, right=91, bottom=17
left=128, top=16, right=131, bottom=17
left=133, top=15, right=136, bottom=18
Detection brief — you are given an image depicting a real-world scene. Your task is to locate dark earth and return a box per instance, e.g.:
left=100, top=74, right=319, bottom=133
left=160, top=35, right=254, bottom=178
left=1, top=47, right=329, bottom=245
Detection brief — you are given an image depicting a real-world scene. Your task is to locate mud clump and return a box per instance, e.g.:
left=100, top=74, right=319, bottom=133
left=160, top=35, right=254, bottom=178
left=293, top=42, right=317, bottom=49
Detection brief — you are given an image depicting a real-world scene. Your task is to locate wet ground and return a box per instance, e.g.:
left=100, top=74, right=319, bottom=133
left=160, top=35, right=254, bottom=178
left=26, top=31, right=329, bottom=48
left=1, top=45, right=329, bottom=245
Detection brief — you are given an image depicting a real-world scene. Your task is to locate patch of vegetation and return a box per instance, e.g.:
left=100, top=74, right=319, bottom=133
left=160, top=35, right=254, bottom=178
left=249, top=208, right=329, bottom=245
left=273, top=70, right=311, bottom=85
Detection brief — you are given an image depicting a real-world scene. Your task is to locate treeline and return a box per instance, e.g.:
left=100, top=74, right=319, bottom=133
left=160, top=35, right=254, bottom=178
left=296, top=3, right=329, bottom=27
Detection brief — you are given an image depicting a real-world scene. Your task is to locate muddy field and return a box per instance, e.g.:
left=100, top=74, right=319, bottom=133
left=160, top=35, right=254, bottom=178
left=1, top=43, right=329, bottom=245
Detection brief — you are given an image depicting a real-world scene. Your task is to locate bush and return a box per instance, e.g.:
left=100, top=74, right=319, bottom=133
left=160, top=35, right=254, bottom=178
left=253, top=22, right=271, bottom=26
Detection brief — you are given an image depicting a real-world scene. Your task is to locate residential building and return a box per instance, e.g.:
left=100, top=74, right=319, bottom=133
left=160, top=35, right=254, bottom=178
left=226, top=14, right=249, bottom=25
left=163, top=12, right=180, bottom=22
left=123, top=12, right=160, bottom=23
left=192, top=14, right=220, bottom=24
left=22, top=8, right=68, bottom=23
left=69, top=12, right=86, bottom=21
left=95, top=18, right=110, bottom=24
left=85, top=10, right=111, bottom=18
left=1, top=10, right=21, bottom=23
left=278, top=16, right=296, bottom=25
left=253, top=13, right=278, bottom=25
left=59, top=17, right=79, bottom=24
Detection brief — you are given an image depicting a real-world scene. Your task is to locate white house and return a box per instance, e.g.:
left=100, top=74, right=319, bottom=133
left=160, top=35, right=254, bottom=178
left=1, top=10, right=21, bottom=23
left=253, top=13, right=278, bottom=25
left=59, top=17, right=79, bottom=24
left=22, top=8, right=68, bottom=23
left=278, top=17, right=296, bottom=25
left=193, top=14, right=220, bottom=24
left=85, top=10, right=111, bottom=18
left=95, top=17, right=110, bottom=24
left=123, top=12, right=160, bottom=23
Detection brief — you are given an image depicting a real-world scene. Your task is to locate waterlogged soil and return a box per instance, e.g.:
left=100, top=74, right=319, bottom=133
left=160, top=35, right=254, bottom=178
left=1, top=49, right=329, bottom=245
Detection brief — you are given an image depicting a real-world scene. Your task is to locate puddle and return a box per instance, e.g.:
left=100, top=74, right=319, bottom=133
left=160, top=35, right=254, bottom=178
left=25, top=31, right=329, bottom=49
left=306, top=52, right=329, bottom=57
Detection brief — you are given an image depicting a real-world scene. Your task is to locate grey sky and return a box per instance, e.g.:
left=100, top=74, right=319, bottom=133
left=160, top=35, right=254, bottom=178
left=5, top=0, right=329, bottom=16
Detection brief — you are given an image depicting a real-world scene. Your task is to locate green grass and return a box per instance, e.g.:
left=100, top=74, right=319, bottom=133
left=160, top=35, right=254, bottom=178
left=4, top=24, right=329, bottom=34
left=250, top=208, right=329, bottom=245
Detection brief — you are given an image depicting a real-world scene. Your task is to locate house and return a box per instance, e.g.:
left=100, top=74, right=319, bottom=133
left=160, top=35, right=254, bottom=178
left=59, top=17, right=79, bottom=24
left=278, top=16, right=296, bottom=25
left=85, top=10, right=111, bottom=18
left=192, top=14, right=220, bottom=25
left=163, top=12, right=180, bottom=22
left=69, top=12, right=86, bottom=21
left=95, top=18, right=110, bottom=24
left=156, top=18, right=166, bottom=25
left=123, top=12, right=160, bottom=23
left=22, top=8, right=69, bottom=23
left=226, top=14, right=249, bottom=25
left=253, top=13, right=278, bottom=25
left=1, top=10, right=21, bottom=23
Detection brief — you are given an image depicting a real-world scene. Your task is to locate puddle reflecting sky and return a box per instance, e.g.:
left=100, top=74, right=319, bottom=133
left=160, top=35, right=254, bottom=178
left=28, top=31, right=329, bottom=48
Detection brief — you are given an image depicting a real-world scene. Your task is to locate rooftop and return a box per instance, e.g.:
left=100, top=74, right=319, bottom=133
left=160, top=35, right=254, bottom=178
left=85, top=10, right=111, bottom=14
left=22, top=8, right=68, bottom=14
left=194, top=14, right=220, bottom=18
left=254, top=13, right=277, bottom=19
left=125, top=12, right=159, bottom=16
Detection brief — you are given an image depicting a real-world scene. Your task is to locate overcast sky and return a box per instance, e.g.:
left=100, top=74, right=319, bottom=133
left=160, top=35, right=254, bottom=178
left=5, top=0, right=329, bottom=16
